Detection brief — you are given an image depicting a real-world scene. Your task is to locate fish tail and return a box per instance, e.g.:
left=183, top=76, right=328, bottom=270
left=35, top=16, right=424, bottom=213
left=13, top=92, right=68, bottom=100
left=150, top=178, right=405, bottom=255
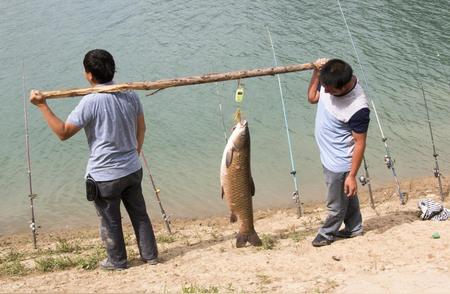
left=248, top=230, right=262, bottom=247
left=236, top=232, right=248, bottom=248
left=236, top=230, right=262, bottom=248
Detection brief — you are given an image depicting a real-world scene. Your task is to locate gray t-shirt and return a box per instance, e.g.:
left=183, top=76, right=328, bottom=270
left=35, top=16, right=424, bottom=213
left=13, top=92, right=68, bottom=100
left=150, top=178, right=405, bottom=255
left=67, top=84, right=143, bottom=181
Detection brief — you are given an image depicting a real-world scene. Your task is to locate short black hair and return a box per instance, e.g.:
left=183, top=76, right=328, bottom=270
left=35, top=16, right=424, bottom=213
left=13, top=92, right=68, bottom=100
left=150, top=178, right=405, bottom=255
left=83, top=49, right=115, bottom=84
left=319, top=59, right=353, bottom=89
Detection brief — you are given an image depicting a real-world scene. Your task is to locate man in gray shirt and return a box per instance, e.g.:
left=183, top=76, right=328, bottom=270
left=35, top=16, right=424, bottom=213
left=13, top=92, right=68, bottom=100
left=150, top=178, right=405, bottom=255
left=30, top=49, right=158, bottom=270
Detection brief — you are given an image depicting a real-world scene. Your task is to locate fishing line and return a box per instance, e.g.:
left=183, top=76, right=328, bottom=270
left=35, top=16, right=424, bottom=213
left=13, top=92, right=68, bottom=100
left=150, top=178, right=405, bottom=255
left=436, top=51, right=450, bottom=88
left=126, top=58, right=172, bottom=233
left=266, top=26, right=303, bottom=217
left=146, top=88, right=165, bottom=96
left=215, top=81, right=228, bottom=143
left=22, top=61, right=38, bottom=249
left=212, top=62, right=232, bottom=143
left=414, top=61, right=445, bottom=201
left=336, top=0, right=406, bottom=204
left=141, top=150, right=172, bottom=234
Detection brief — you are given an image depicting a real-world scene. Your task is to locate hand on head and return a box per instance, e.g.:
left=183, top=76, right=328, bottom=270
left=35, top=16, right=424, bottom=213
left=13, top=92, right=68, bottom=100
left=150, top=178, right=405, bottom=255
left=313, top=58, right=329, bottom=70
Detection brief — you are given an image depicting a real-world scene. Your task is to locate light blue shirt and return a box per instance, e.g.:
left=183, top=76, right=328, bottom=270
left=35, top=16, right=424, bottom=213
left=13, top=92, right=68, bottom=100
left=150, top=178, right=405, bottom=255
left=315, top=82, right=369, bottom=173
left=67, top=83, right=143, bottom=181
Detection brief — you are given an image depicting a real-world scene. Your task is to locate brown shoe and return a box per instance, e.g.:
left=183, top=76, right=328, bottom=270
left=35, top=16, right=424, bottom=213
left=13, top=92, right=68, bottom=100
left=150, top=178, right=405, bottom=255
left=99, top=259, right=128, bottom=271
left=312, top=234, right=332, bottom=247
left=144, top=258, right=159, bottom=265
left=334, top=230, right=364, bottom=239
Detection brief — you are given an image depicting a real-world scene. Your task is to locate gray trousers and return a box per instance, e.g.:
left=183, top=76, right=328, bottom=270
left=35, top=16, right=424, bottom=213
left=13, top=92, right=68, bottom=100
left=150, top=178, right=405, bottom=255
left=94, top=168, right=158, bottom=267
left=319, top=166, right=363, bottom=241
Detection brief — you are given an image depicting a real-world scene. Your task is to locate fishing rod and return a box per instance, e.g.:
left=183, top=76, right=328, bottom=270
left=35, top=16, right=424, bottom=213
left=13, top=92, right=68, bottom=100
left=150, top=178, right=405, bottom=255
left=141, top=151, right=172, bottom=234
left=22, top=62, right=38, bottom=249
left=359, top=157, right=376, bottom=210
left=266, top=26, right=304, bottom=217
left=336, top=0, right=406, bottom=204
left=415, top=67, right=445, bottom=201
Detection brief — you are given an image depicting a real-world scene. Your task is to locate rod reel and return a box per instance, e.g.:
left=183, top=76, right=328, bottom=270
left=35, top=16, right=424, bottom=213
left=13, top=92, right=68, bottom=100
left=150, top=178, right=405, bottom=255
left=433, top=168, right=441, bottom=179
left=359, top=175, right=369, bottom=186
left=292, top=190, right=304, bottom=217
left=384, top=155, right=393, bottom=169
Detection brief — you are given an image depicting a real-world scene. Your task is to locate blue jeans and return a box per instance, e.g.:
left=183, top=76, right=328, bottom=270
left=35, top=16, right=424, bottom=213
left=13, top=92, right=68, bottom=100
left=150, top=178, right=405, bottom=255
left=318, top=166, right=363, bottom=241
left=94, top=168, right=158, bottom=267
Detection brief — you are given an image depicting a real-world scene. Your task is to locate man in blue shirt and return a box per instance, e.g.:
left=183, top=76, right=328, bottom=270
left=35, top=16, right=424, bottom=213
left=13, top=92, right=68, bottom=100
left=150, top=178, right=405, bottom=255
left=30, top=49, right=158, bottom=269
left=307, top=59, right=370, bottom=247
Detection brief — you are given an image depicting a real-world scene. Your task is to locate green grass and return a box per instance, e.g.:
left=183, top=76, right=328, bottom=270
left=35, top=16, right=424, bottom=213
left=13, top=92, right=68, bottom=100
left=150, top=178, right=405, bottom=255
left=0, top=249, right=23, bottom=263
left=76, top=249, right=106, bottom=270
left=156, top=233, right=176, bottom=243
left=279, top=225, right=314, bottom=243
left=0, top=234, right=112, bottom=276
left=181, top=284, right=219, bottom=293
left=256, top=274, right=272, bottom=285
left=0, top=260, right=28, bottom=276
left=35, top=256, right=77, bottom=272
left=0, top=242, right=108, bottom=276
left=124, top=233, right=134, bottom=246
left=225, top=283, right=235, bottom=292
left=55, top=238, right=81, bottom=253
left=260, top=234, right=277, bottom=250
left=281, top=230, right=311, bottom=242
left=0, top=249, right=28, bottom=277
left=34, top=246, right=106, bottom=272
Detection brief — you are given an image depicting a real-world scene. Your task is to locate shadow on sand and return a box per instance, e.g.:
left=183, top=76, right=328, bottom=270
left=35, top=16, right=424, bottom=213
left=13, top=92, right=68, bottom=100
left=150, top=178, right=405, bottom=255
left=364, top=209, right=419, bottom=235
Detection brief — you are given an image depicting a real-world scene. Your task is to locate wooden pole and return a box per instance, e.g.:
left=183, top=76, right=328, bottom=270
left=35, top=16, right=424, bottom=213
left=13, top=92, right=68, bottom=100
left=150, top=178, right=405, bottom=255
left=40, top=62, right=317, bottom=99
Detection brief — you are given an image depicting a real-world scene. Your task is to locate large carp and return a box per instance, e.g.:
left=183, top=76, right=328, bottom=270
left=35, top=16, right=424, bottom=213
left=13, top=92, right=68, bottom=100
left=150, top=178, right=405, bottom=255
left=220, top=120, right=262, bottom=248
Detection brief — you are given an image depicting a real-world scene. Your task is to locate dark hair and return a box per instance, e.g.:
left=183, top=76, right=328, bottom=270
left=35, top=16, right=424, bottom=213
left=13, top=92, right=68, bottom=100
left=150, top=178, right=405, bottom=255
left=83, top=49, right=115, bottom=84
left=319, top=59, right=353, bottom=89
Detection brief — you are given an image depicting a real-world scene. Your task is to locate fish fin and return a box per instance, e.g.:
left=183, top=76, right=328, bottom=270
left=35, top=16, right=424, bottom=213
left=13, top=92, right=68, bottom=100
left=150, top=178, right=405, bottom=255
left=248, top=231, right=262, bottom=247
left=221, top=186, right=224, bottom=199
left=230, top=212, right=237, bottom=223
left=226, top=148, right=234, bottom=168
left=250, top=176, right=255, bottom=196
left=236, top=233, right=248, bottom=248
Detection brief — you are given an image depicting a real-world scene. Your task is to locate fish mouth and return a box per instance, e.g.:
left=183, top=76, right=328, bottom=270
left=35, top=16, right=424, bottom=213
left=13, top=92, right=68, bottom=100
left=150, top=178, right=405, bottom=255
left=240, top=120, right=248, bottom=127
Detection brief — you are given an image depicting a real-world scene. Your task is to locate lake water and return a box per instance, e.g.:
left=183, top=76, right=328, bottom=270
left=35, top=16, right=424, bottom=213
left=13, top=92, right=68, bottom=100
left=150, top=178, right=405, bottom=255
left=1, top=0, right=449, bottom=236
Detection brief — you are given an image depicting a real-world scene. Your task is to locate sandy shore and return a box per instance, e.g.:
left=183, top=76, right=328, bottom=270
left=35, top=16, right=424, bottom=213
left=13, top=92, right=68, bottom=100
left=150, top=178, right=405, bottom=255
left=1, top=176, right=449, bottom=293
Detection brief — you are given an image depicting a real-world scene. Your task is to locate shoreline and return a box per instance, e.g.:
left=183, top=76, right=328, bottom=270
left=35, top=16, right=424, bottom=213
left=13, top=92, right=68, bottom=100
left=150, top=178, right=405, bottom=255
left=1, top=173, right=433, bottom=239
left=1, top=175, right=449, bottom=293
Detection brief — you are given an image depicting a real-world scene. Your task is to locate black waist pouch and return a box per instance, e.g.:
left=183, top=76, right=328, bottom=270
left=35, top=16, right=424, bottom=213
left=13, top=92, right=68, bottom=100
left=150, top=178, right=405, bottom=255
left=85, top=175, right=99, bottom=201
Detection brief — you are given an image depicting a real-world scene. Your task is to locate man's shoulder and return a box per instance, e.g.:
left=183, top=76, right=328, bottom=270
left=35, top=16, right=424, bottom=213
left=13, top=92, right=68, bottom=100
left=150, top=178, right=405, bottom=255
left=349, top=107, right=370, bottom=120
left=348, top=108, right=370, bottom=133
left=349, top=81, right=367, bottom=99
left=82, top=91, right=136, bottom=101
left=82, top=92, right=104, bottom=102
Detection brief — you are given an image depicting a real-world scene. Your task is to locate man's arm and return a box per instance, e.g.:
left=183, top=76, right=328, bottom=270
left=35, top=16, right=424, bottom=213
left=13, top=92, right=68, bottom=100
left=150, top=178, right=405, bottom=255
left=307, top=58, right=328, bottom=104
left=307, top=68, right=320, bottom=104
left=344, top=131, right=367, bottom=197
left=30, top=90, right=80, bottom=141
left=136, top=113, right=146, bottom=155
